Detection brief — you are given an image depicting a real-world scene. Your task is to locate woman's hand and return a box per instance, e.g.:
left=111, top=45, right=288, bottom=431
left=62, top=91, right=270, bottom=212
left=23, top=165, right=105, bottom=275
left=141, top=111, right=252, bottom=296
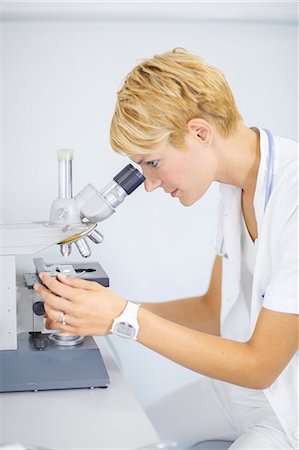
left=34, top=272, right=127, bottom=336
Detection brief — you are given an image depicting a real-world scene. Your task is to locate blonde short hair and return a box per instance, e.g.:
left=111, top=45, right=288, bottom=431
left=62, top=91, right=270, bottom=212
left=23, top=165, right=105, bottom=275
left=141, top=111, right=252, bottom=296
left=110, top=49, right=243, bottom=156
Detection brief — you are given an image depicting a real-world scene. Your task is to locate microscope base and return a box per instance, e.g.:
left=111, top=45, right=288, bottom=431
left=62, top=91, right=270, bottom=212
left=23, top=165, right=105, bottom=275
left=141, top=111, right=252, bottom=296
left=0, top=332, right=110, bottom=392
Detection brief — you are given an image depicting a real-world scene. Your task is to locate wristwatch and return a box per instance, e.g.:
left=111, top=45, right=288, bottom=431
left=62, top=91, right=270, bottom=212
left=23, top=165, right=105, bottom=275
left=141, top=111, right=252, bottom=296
left=111, top=301, right=140, bottom=340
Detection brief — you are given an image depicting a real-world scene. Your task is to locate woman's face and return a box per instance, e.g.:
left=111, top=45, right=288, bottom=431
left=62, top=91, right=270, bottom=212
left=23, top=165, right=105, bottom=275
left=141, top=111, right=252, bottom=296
left=131, top=133, right=217, bottom=207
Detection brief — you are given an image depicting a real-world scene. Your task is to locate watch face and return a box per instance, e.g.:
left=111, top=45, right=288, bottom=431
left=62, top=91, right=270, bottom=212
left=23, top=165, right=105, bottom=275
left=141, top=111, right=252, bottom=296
left=115, top=322, right=135, bottom=339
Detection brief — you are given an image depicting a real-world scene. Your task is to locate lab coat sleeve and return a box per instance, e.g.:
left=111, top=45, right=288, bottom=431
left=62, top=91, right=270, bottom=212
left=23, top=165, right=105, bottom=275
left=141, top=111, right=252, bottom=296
left=263, top=194, right=298, bottom=314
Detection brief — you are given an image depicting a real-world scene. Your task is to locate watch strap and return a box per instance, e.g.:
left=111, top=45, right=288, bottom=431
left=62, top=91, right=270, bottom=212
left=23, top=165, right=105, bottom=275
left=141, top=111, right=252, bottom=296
left=122, top=301, right=140, bottom=319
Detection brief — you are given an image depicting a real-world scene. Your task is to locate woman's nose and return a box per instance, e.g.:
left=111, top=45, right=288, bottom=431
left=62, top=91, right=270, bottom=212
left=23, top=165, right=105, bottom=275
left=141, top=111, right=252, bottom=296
left=144, top=176, right=161, bottom=192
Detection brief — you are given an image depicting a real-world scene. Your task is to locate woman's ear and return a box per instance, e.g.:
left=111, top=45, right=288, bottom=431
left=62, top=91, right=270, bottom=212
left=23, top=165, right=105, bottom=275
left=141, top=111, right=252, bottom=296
left=187, top=118, right=212, bottom=144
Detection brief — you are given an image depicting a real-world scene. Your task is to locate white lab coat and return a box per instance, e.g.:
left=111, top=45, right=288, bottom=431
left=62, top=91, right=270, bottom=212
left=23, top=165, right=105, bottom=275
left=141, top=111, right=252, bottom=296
left=216, top=128, right=298, bottom=448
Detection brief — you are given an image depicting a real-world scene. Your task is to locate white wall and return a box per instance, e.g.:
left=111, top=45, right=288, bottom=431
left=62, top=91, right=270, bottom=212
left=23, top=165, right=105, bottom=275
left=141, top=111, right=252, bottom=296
left=1, top=2, right=298, bottom=407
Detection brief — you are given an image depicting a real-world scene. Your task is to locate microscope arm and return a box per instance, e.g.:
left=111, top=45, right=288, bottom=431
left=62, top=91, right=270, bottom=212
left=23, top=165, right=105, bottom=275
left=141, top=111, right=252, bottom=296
left=0, top=222, right=94, bottom=256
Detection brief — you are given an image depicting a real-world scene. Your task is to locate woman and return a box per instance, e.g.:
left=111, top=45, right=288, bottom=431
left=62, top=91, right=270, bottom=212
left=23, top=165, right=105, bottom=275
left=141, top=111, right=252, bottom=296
left=35, top=49, right=298, bottom=449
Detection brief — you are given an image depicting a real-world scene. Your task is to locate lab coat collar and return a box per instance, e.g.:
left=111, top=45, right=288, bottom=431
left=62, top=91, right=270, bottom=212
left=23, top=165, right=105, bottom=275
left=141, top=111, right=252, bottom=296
left=252, top=127, right=273, bottom=239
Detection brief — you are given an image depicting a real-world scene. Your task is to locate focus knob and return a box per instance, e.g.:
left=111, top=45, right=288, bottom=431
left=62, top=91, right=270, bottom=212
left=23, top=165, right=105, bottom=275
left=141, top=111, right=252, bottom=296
left=33, top=301, right=45, bottom=316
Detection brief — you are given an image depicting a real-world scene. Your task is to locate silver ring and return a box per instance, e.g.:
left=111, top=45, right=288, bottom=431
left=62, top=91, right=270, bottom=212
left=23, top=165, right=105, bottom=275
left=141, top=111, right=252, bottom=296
left=58, top=312, right=66, bottom=325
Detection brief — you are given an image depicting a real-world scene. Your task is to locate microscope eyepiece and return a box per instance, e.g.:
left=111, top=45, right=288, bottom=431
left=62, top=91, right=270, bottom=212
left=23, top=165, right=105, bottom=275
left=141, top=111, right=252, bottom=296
left=113, top=164, right=145, bottom=195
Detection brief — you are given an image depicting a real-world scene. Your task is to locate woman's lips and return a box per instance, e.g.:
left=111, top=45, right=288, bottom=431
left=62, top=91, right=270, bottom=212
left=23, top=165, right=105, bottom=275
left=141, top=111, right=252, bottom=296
left=171, top=189, right=178, bottom=197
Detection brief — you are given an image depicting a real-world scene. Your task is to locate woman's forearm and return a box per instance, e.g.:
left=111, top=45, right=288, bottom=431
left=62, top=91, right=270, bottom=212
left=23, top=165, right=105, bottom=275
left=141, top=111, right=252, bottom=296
left=142, top=295, right=220, bottom=336
left=137, top=307, right=263, bottom=389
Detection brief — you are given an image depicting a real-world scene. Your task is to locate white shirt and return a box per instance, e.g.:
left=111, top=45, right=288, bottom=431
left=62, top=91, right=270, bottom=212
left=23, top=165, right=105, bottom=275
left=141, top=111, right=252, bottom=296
left=215, top=127, right=298, bottom=446
left=241, top=214, right=256, bottom=275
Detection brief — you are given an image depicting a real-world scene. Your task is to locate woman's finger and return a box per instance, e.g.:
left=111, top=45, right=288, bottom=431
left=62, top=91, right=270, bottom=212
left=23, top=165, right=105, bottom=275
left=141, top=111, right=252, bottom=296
left=44, top=304, right=74, bottom=327
left=44, top=318, right=76, bottom=335
left=57, top=273, right=104, bottom=291
left=38, top=272, right=83, bottom=301
left=34, top=283, right=73, bottom=314
left=44, top=318, right=59, bottom=330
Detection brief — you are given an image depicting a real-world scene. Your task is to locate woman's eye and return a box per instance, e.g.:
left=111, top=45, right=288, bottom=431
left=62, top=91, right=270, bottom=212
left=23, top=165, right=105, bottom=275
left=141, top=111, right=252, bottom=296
left=146, top=160, right=159, bottom=168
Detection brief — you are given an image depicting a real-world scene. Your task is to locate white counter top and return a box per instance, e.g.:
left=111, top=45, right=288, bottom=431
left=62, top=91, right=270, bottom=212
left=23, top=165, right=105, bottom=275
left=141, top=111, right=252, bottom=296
left=0, top=337, right=159, bottom=450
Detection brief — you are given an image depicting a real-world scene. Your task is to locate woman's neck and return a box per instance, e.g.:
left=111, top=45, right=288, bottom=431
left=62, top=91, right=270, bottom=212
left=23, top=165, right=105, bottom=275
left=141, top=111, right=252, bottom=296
left=214, top=125, right=261, bottom=196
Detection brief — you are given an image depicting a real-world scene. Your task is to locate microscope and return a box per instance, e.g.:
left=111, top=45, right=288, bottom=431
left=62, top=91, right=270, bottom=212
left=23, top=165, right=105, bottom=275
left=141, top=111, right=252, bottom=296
left=0, top=149, right=144, bottom=392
